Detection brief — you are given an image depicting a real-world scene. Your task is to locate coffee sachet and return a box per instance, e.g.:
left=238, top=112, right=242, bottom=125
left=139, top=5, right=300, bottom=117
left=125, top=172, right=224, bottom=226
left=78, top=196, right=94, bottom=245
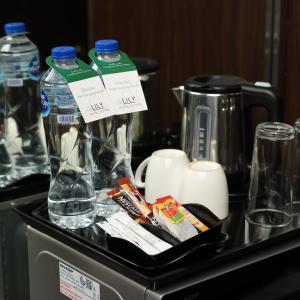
left=107, top=188, right=148, bottom=223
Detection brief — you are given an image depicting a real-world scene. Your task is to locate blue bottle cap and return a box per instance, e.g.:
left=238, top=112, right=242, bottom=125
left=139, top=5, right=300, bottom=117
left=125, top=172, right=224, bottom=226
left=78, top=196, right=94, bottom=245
left=4, top=22, right=26, bottom=35
left=51, top=46, right=76, bottom=60
left=95, top=39, right=119, bottom=53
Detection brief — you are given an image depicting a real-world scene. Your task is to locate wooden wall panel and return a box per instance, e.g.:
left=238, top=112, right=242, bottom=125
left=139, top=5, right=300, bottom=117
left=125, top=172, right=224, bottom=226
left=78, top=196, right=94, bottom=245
left=278, top=0, right=300, bottom=125
left=88, top=0, right=267, bottom=129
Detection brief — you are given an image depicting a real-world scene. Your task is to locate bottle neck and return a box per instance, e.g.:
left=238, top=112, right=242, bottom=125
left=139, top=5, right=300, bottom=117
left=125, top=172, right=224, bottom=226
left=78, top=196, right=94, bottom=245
left=6, top=32, right=26, bottom=36
left=53, top=58, right=77, bottom=69
left=96, top=51, right=120, bottom=63
left=4, top=33, right=27, bottom=41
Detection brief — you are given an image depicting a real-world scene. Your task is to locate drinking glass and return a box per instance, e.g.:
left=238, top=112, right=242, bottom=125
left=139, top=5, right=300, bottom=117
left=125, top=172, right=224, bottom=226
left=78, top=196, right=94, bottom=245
left=246, top=122, right=294, bottom=234
left=292, top=118, right=300, bottom=225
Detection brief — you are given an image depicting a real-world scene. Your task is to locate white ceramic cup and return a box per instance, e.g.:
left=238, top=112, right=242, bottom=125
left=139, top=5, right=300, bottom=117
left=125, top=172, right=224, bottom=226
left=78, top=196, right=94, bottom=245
left=135, top=149, right=189, bottom=203
left=180, top=161, right=229, bottom=219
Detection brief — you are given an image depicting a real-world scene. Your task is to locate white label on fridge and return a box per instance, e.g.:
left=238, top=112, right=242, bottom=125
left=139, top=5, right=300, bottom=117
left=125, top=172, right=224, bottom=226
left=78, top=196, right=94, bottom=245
left=59, top=262, right=100, bottom=300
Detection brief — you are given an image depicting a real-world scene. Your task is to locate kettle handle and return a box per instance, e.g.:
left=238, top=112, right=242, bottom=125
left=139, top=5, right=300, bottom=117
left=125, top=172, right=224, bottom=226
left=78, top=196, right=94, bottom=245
left=241, top=83, right=280, bottom=121
left=241, top=82, right=281, bottom=176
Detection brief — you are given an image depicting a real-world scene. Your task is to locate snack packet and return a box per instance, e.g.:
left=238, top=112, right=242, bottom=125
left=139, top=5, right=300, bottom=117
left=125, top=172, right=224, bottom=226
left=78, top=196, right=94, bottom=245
left=152, top=196, right=198, bottom=242
left=117, top=177, right=157, bottom=224
left=158, top=195, right=209, bottom=232
left=107, top=212, right=172, bottom=254
left=117, top=177, right=151, bottom=215
left=178, top=205, right=209, bottom=232
left=107, top=189, right=148, bottom=223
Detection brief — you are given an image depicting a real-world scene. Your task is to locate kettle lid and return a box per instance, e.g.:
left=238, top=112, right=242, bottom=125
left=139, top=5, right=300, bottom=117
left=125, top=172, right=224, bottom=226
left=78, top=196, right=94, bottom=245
left=184, top=75, right=248, bottom=94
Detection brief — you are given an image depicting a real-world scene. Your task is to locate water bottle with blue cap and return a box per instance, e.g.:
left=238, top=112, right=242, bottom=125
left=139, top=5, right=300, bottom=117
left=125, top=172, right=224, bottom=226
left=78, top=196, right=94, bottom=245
left=41, top=46, right=96, bottom=229
left=0, top=56, right=12, bottom=186
left=0, top=22, right=47, bottom=179
left=90, top=39, right=134, bottom=217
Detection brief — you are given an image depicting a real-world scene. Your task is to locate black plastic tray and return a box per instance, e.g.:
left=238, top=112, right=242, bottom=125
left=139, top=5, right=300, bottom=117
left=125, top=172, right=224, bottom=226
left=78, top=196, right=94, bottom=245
left=17, top=195, right=300, bottom=290
left=0, top=174, right=49, bottom=203
left=20, top=200, right=228, bottom=273
left=106, top=203, right=228, bottom=269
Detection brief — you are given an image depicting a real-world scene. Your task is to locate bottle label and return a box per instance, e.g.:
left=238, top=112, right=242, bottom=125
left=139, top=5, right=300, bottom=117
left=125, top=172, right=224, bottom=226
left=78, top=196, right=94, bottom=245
left=0, top=68, right=4, bottom=84
left=88, top=49, right=148, bottom=115
left=57, top=115, right=78, bottom=125
left=2, top=52, right=41, bottom=85
left=46, top=56, right=114, bottom=123
left=55, top=94, right=76, bottom=106
left=29, top=55, right=41, bottom=80
left=6, top=78, right=23, bottom=87
left=41, top=89, right=50, bottom=117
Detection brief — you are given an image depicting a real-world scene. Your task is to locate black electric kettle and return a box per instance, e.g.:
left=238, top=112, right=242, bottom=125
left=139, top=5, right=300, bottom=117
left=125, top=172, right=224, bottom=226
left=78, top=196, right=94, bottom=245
left=173, top=75, right=280, bottom=192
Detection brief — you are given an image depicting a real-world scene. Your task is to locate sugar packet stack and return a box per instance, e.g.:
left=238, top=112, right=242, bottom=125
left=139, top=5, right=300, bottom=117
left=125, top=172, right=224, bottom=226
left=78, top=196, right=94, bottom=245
left=97, top=211, right=172, bottom=255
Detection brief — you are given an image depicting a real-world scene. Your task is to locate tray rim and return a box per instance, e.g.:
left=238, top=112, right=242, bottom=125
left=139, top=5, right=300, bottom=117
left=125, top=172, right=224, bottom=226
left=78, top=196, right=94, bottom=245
left=15, top=194, right=300, bottom=290
left=28, top=200, right=227, bottom=268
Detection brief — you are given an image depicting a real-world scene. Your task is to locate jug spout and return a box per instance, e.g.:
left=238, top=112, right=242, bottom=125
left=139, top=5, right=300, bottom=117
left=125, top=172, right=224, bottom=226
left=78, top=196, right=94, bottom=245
left=172, top=86, right=185, bottom=107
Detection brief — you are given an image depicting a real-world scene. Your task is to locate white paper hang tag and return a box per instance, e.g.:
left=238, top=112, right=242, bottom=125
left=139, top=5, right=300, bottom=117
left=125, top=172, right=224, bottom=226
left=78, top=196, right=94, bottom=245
left=88, top=49, right=148, bottom=116
left=45, top=56, right=115, bottom=123
left=102, top=70, right=148, bottom=115
left=68, top=76, right=114, bottom=123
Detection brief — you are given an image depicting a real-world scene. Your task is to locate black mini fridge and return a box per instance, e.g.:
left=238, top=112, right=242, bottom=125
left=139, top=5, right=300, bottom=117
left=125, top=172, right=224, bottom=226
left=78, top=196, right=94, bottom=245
left=16, top=194, right=300, bottom=300
left=0, top=174, right=49, bottom=300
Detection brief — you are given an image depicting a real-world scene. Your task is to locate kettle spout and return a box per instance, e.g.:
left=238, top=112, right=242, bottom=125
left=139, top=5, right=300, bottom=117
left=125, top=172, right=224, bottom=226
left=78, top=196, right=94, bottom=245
left=172, top=86, right=184, bottom=107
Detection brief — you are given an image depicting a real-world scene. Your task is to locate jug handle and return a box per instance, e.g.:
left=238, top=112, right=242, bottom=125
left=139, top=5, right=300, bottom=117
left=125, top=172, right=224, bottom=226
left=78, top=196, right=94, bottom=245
left=134, top=157, right=151, bottom=188
left=241, top=83, right=280, bottom=121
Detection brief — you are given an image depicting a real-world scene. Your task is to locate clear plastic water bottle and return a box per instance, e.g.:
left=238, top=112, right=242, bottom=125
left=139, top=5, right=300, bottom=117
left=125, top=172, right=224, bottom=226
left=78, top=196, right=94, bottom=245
left=0, top=65, right=12, bottom=186
left=91, top=39, right=134, bottom=217
left=41, top=46, right=96, bottom=229
left=0, top=22, right=47, bottom=177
